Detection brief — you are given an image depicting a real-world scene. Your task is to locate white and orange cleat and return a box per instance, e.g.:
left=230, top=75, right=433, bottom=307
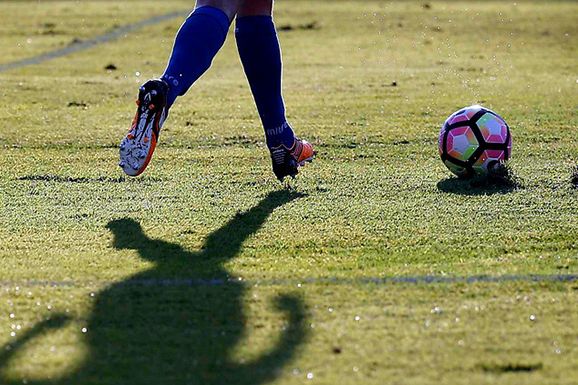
left=119, top=79, right=169, bottom=176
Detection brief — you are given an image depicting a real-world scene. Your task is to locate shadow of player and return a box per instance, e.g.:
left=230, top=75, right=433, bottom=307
left=0, top=190, right=308, bottom=385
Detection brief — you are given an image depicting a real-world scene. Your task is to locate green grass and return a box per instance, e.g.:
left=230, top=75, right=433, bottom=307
left=1, top=1, right=577, bottom=384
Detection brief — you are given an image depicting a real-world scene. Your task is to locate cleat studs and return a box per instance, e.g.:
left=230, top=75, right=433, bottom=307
left=127, top=133, right=134, bottom=140
left=118, top=161, right=126, bottom=168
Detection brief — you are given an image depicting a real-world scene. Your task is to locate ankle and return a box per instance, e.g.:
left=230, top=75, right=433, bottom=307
left=266, top=122, right=295, bottom=149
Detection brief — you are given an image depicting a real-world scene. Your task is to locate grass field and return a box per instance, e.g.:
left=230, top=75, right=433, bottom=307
left=1, top=1, right=577, bottom=384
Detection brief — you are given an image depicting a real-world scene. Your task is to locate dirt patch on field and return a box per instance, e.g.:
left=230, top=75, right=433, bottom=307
left=278, top=21, right=320, bottom=32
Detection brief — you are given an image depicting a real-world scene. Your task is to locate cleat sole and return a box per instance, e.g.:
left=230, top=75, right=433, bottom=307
left=118, top=79, right=168, bottom=177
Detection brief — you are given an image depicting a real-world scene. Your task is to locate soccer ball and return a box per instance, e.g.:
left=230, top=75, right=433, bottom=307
left=438, top=105, right=512, bottom=178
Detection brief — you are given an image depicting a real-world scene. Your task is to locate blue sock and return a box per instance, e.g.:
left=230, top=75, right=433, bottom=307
left=162, top=6, right=230, bottom=108
left=235, top=16, right=295, bottom=149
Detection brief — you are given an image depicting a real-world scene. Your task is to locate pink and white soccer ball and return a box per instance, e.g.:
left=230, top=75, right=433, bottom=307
left=438, top=105, right=512, bottom=178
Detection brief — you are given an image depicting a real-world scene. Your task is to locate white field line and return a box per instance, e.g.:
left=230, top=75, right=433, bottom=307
left=0, top=10, right=186, bottom=73
left=0, top=274, right=577, bottom=288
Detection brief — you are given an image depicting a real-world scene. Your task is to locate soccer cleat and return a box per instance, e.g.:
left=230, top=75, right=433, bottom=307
left=269, top=138, right=316, bottom=181
left=119, top=79, right=169, bottom=176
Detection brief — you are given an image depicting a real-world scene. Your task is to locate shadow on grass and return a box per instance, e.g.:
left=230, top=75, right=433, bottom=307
left=17, top=174, right=158, bottom=183
left=0, top=190, right=308, bottom=385
left=438, top=165, right=522, bottom=196
left=572, top=167, right=578, bottom=189
left=437, top=177, right=519, bottom=196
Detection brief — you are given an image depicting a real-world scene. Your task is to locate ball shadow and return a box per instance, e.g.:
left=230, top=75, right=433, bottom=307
left=437, top=176, right=519, bottom=196
left=438, top=163, right=522, bottom=196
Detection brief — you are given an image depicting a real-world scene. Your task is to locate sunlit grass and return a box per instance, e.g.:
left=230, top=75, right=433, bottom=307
left=0, top=1, right=577, bottom=384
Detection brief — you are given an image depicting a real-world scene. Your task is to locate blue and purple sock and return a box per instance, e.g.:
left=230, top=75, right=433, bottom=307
left=235, top=16, right=295, bottom=149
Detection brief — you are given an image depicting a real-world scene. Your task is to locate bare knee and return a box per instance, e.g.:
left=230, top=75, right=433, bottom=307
left=195, top=0, right=242, bottom=20
left=238, top=0, right=273, bottom=17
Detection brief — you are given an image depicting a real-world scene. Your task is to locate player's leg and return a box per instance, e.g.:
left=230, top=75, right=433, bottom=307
left=162, top=0, right=240, bottom=107
left=235, top=0, right=315, bottom=181
left=119, top=0, right=240, bottom=176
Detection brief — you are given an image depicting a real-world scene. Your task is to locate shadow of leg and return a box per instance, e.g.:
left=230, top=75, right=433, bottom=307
left=202, top=190, right=307, bottom=262
left=0, top=314, right=71, bottom=385
left=222, top=293, right=309, bottom=385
